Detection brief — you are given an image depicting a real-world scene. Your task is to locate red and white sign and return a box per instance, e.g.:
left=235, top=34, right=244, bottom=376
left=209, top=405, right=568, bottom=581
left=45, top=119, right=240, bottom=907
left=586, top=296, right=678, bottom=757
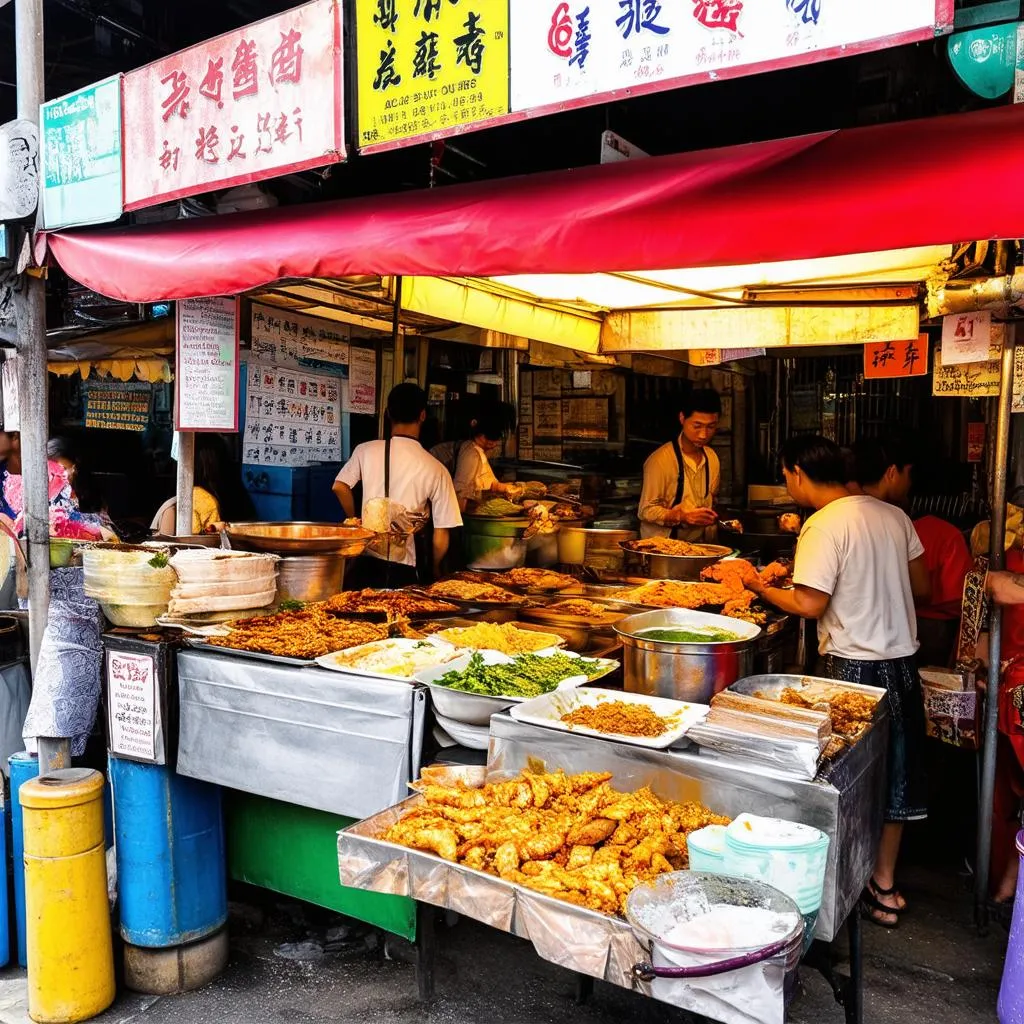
left=967, top=422, right=986, bottom=463
left=107, top=650, right=157, bottom=762
left=863, top=335, right=929, bottom=379
left=511, top=0, right=950, bottom=116
left=941, top=311, right=992, bottom=366
left=123, top=0, right=343, bottom=211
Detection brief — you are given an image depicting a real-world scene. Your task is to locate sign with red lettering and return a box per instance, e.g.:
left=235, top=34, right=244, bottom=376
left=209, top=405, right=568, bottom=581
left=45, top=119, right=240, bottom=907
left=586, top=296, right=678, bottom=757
left=863, top=335, right=929, bottom=379
left=967, top=422, right=985, bottom=463
left=123, top=0, right=343, bottom=211
left=107, top=651, right=157, bottom=761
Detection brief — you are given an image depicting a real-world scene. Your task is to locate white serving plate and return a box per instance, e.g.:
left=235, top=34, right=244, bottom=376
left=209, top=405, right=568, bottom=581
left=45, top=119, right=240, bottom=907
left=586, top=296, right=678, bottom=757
left=433, top=712, right=491, bottom=750
left=509, top=687, right=709, bottom=749
left=415, top=649, right=619, bottom=727
left=315, top=638, right=460, bottom=682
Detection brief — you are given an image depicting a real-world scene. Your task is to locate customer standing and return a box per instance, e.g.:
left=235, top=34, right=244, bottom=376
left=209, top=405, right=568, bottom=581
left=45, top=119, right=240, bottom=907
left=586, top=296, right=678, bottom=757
left=749, top=435, right=931, bottom=928
left=334, top=384, right=462, bottom=588
left=638, top=389, right=722, bottom=542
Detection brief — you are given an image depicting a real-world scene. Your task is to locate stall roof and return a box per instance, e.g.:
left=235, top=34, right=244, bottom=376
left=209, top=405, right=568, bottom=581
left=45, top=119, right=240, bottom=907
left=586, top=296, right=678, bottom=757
left=43, top=104, right=1023, bottom=307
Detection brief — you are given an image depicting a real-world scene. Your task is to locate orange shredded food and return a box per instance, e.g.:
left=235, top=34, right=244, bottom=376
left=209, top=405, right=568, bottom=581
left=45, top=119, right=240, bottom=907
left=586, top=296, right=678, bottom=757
left=560, top=700, right=675, bottom=737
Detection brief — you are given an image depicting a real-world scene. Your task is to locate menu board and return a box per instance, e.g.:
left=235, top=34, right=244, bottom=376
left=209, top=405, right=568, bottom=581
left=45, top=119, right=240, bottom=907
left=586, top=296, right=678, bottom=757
left=107, top=650, right=157, bottom=762
left=250, top=303, right=350, bottom=369
left=84, top=381, right=151, bottom=431
left=175, top=297, right=239, bottom=431
left=343, top=346, right=377, bottom=416
left=243, top=362, right=342, bottom=467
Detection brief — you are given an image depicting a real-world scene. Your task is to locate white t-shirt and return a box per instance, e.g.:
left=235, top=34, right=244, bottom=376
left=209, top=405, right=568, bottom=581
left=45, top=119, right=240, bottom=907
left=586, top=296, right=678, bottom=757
left=793, top=494, right=924, bottom=661
left=430, top=440, right=498, bottom=504
left=335, top=437, right=463, bottom=566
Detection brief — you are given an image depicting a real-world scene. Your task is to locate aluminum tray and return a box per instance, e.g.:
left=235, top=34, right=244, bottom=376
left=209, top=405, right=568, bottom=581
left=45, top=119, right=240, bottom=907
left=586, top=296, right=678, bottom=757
left=338, top=796, right=653, bottom=996
left=184, top=637, right=315, bottom=667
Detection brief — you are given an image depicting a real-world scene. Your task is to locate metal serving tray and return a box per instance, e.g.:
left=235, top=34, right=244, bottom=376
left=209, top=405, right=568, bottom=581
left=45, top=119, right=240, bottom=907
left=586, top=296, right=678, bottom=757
left=184, top=637, right=315, bottom=667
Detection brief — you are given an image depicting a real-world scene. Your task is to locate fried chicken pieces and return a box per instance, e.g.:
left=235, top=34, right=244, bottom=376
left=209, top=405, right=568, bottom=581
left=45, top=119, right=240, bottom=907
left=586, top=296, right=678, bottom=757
left=698, top=558, right=792, bottom=624
left=381, top=770, right=728, bottom=916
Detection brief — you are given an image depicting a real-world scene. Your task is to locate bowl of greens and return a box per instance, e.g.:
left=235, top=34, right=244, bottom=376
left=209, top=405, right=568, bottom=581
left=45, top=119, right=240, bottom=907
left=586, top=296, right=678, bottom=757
left=416, top=649, right=618, bottom=726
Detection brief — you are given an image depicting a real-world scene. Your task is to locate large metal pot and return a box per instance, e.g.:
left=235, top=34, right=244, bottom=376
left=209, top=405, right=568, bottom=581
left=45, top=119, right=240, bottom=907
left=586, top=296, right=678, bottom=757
left=625, top=544, right=733, bottom=581
left=615, top=608, right=761, bottom=702
left=277, top=554, right=346, bottom=603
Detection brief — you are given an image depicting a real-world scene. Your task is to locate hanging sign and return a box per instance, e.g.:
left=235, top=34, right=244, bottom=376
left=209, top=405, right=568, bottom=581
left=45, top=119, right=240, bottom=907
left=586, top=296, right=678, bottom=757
left=932, top=336, right=1024, bottom=412
left=343, top=346, right=377, bottom=415
left=510, top=0, right=945, bottom=116
left=355, top=0, right=510, bottom=151
left=41, top=76, right=123, bottom=229
left=250, top=303, right=350, bottom=368
left=941, top=311, right=992, bottom=366
left=123, top=0, right=344, bottom=211
left=966, top=422, right=986, bottom=463
left=863, top=335, right=929, bottom=379
left=84, top=381, right=152, bottom=431
left=107, top=650, right=157, bottom=762
left=948, top=22, right=1019, bottom=100
left=176, top=296, right=240, bottom=431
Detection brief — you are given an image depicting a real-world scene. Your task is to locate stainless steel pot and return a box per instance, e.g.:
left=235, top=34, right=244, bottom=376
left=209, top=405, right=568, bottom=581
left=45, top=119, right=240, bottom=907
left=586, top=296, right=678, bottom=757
left=615, top=608, right=761, bottom=702
left=277, top=554, right=346, bottom=603
left=623, top=544, right=733, bottom=581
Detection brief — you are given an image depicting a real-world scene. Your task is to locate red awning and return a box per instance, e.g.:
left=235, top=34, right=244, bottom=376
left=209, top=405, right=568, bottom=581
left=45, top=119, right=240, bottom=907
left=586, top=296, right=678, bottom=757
left=44, top=104, right=1024, bottom=304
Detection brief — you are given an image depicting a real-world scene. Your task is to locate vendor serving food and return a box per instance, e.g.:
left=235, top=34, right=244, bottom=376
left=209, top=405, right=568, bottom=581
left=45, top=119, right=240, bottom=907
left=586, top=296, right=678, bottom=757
left=431, top=406, right=521, bottom=513
left=638, top=389, right=722, bottom=543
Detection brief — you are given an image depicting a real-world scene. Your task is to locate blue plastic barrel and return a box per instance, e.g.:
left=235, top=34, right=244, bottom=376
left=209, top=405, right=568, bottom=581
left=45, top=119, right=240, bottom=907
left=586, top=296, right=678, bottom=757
left=9, top=751, right=38, bottom=967
left=108, top=757, right=226, bottom=948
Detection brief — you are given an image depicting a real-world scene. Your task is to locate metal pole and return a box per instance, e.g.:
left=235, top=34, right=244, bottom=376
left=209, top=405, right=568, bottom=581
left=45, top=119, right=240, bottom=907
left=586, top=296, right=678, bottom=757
left=13, top=0, right=48, bottom=675
left=976, top=331, right=1015, bottom=928
left=176, top=431, right=195, bottom=536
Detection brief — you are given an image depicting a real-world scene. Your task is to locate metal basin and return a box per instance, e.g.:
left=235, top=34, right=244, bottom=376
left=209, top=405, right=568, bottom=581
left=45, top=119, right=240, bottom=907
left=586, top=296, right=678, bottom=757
left=277, top=554, right=347, bottom=604
left=623, top=543, right=733, bottom=581
left=615, top=608, right=761, bottom=702
left=224, top=522, right=373, bottom=555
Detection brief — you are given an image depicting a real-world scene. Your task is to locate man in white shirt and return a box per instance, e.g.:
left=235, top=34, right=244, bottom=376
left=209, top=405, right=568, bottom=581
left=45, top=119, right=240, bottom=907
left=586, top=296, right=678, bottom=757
left=750, top=434, right=931, bottom=930
left=638, top=389, right=721, bottom=542
left=333, top=384, right=462, bottom=588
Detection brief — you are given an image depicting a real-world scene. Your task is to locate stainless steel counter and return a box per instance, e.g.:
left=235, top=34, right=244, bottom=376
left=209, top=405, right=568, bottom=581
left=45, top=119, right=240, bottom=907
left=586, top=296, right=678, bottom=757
left=176, top=650, right=427, bottom=819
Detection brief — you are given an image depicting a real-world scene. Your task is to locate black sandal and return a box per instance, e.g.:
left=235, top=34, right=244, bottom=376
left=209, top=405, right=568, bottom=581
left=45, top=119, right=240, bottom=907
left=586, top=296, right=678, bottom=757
left=860, top=877, right=903, bottom=929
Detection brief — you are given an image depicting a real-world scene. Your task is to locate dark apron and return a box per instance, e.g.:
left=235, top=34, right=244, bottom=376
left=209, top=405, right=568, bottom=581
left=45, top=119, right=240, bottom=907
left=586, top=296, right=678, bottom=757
left=670, top=439, right=712, bottom=542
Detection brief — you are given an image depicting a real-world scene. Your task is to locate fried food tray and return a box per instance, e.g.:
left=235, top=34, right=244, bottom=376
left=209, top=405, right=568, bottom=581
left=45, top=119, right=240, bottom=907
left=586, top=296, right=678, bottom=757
left=337, top=796, right=652, bottom=994
left=184, top=638, right=316, bottom=667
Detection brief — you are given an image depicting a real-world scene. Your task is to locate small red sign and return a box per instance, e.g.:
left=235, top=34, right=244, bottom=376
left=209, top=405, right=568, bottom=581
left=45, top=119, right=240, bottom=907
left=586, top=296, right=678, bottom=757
left=967, top=422, right=986, bottom=464
left=863, top=335, right=929, bottom=379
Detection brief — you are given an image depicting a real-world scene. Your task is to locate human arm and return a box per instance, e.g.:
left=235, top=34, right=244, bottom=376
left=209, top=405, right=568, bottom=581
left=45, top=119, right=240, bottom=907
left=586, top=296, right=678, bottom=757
left=333, top=481, right=356, bottom=518
left=756, top=520, right=838, bottom=620
left=987, top=570, right=1024, bottom=606
left=750, top=580, right=831, bottom=619
left=909, top=555, right=932, bottom=605
left=158, top=503, right=176, bottom=536
left=432, top=528, right=450, bottom=577
left=638, top=451, right=717, bottom=528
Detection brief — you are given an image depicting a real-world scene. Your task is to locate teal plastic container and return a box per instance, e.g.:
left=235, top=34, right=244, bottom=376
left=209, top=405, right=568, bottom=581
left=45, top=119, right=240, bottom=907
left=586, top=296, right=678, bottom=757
left=685, top=824, right=727, bottom=873
left=722, top=814, right=830, bottom=916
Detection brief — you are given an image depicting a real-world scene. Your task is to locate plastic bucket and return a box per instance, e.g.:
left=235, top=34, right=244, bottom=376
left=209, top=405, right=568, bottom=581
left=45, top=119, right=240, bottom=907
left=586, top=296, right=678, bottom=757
left=722, top=814, right=830, bottom=916
left=627, top=872, right=803, bottom=1024
left=687, top=824, right=727, bottom=873
left=557, top=527, right=637, bottom=571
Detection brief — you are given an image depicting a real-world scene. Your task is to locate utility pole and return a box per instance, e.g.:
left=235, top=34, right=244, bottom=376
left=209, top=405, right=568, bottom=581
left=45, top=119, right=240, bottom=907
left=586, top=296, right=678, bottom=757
left=14, top=0, right=56, bottom=755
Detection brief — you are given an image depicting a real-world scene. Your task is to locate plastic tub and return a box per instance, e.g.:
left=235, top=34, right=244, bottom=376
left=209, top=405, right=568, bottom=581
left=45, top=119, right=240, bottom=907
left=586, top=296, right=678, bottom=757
left=687, top=824, right=727, bottom=873
left=557, top=527, right=637, bottom=572
left=723, top=814, right=830, bottom=916
left=626, top=872, right=803, bottom=1024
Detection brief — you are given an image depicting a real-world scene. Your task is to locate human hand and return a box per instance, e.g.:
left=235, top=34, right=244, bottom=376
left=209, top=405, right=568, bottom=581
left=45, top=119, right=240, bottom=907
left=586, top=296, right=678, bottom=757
left=681, top=507, right=718, bottom=527
left=987, top=571, right=1024, bottom=606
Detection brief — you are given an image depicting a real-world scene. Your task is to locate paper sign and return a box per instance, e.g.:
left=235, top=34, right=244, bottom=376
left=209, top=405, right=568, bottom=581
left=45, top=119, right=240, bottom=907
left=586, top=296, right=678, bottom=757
left=932, top=341, right=1024, bottom=411
left=967, top=422, right=986, bottom=463
left=41, top=76, right=122, bottom=229
left=176, top=296, right=239, bottom=431
left=107, top=651, right=157, bottom=762
left=250, top=303, right=349, bottom=368
left=355, top=0, right=510, bottom=150
left=941, top=311, right=992, bottom=366
left=344, top=346, right=377, bottom=416
left=863, top=335, right=929, bottom=379
left=0, top=119, right=39, bottom=221
left=533, top=398, right=563, bottom=436
left=123, top=0, right=344, bottom=211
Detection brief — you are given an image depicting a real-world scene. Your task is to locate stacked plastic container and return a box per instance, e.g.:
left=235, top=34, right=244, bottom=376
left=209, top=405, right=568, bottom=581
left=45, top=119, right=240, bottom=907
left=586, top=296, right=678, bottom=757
left=83, top=548, right=177, bottom=627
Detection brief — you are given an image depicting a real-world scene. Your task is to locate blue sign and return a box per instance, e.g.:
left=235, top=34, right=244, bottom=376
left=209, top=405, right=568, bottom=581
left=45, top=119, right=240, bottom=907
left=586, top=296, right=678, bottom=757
left=40, top=75, right=123, bottom=230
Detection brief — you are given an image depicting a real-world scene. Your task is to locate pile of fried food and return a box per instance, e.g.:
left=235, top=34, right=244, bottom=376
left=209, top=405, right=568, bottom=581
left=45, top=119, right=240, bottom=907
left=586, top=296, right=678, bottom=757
left=491, top=567, right=579, bottom=592
left=383, top=770, right=728, bottom=916
left=626, top=538, right=725, bottom=557
left=543, top=598, right=625, bottom=619
left=205, top=605, right=388, bottom=660
left=432, top=622, right=564, bottom=656
left=325, top=589, right=459, bottom=617
left=424, top=579, right=523, bottom=604
left=776, top=686, right=877, bottom=741
left=560, top=700, right=676, bottom=738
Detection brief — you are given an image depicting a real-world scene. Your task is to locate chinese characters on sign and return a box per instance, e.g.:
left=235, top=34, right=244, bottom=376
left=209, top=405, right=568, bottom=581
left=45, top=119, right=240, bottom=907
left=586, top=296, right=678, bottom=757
left=940, top=310, right=993, bottom=366
left=510, top=0, right=940, bottom=115
left=862, top=335, right=929, bottom=380
left=356, top=0, right=510, bottom=150
left=84, top=381, right=152, bottom=431
left=176, top=297, right=239, bottom=431
left=251, top=304, right=350, bottom=369
left=244, top=362, right=341, bottom=467
left=41, top=77, right=122, bottom=229
left=123, top=0, right=343, bottom=211
left=107, top=651, right=157, bottom=762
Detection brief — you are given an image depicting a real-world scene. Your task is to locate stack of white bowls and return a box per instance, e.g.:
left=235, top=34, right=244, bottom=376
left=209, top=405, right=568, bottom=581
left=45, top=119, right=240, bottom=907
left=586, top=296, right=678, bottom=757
left=167, top=550, right=279, bottom=617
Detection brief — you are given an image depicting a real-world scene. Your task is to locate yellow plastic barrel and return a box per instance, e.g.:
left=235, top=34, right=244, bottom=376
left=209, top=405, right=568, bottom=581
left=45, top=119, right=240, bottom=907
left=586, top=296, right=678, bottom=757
left=21, top=769, right=115, bottom=1023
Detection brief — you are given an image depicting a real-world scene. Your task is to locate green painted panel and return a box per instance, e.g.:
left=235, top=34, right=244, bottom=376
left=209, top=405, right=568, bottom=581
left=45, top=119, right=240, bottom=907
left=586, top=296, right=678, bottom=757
left=224, top=791, right=416, bottom=941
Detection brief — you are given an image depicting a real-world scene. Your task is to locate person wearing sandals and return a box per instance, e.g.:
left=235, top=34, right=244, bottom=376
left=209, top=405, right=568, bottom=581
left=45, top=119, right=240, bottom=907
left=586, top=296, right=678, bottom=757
left=749, top=435, right=931, bottom=929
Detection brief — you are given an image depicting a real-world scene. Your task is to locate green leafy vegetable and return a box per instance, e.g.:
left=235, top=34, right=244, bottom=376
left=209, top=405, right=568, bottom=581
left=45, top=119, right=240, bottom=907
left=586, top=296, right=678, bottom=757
left=436, top=652, right=604, bottom=698
left=278, top=599, right=305, bottom=612
left=147, top=552, right=169, bottom=569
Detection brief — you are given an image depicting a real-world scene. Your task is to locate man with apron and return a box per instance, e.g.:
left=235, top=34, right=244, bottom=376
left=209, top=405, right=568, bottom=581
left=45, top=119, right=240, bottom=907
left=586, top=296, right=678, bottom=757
left=638, top=389, right=721, bottom=542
